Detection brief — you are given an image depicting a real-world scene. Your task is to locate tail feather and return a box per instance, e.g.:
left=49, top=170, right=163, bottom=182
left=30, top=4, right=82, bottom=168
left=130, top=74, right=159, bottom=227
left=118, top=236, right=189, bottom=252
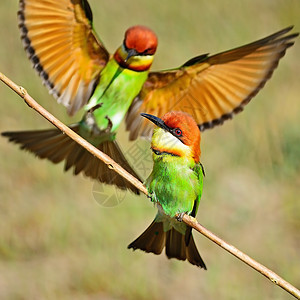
left=65, top=140, right=83, bottom=171
left=166, top=228, right=186, bottom=261
left=85, top=155, right=99, bottom=178
left=128, top=221, right=165, bottom=255
left=2, top=125, right=142, bottom=194
left=35, top=137, right=73, bottom=159
left=186, top=235, right=206, bottom=268
left=128, top=220, right=206, bottom=269
left=48, top=139, right=76, bottom=163
left=74, top=148, right=88, bottom=175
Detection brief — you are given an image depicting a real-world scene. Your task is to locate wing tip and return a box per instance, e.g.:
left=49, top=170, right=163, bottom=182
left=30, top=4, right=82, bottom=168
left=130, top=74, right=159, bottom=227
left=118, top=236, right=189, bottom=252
left=16, top=0, right=108, bottom=116
left=18, top=0, right=62, bottom=103
left=199, top=27, right=298, bottom=132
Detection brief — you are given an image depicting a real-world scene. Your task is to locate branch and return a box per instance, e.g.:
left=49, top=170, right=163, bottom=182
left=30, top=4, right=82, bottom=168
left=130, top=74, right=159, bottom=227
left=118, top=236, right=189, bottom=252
left=183, top=215, right=300, bottom=299
left=1, top=71, right=299, bottom=299
left=0, top=72, right=147, bottom=195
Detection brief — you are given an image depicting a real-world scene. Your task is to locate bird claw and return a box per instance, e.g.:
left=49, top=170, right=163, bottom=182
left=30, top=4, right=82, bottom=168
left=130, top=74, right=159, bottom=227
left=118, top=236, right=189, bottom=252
left=105, top=115, right=113, bottom=132
left=176, top=212, right=186, bottom=222
left=88, top=103, right=102, bottom=113
left=147, top=192, right=157, bottom=203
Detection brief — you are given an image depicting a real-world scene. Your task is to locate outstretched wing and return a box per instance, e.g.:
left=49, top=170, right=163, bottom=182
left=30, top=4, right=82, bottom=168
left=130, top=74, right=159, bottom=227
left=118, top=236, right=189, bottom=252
left=126, top=27, right=298, bottom=140
left=19, top=0, right=110, bottom=115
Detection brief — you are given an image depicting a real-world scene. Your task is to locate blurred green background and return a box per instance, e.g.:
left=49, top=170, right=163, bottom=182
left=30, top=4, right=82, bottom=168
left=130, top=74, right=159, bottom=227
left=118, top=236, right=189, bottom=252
left=0, top=0, right=299, bottom=299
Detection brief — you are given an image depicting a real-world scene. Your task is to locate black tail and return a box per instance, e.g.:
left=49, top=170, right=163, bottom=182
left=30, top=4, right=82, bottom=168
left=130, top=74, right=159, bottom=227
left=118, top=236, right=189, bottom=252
left=128, top=220, right=206, bottom=269
left=2, top=125, right=142, bottom=194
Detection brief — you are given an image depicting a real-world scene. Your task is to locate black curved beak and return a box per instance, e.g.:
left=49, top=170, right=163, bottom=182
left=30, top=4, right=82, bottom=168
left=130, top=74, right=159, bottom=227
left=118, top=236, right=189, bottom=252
left=141, top=113, right=169, bottom=131
left=125, top=48, right=139, bottom=62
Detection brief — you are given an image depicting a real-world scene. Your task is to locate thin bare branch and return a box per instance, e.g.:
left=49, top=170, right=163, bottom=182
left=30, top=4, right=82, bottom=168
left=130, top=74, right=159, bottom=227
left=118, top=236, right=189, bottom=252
left=0, top=72, right=147, bottom=195
left=183, top=215, right=300, bottom=299
left=1, top=71, right=299, bottom=299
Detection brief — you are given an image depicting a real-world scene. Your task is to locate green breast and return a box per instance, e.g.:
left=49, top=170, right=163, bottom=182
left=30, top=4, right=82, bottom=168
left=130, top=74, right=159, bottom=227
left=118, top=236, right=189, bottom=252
left=146, top=154, right=203, bottom=217
left=85, top=59, right=148, bottom=132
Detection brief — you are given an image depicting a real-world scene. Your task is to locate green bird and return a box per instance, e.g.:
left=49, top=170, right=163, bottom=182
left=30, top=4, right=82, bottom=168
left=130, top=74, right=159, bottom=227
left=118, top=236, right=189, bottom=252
left=2, top=0, right=298, bottom=193
left=2, top=1, right=159, bottom=193
left=128, top=111, right=206, bottom=268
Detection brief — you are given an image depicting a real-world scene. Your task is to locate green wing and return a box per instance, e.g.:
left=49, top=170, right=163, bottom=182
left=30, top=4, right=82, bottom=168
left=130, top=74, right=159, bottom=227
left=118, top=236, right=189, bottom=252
left=193, top=162, right=205, bottom=215
left=184, top=162, right=204, bottom=245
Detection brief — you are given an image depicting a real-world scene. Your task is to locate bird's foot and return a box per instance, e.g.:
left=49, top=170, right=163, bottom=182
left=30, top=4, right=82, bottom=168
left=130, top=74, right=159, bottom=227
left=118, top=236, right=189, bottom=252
left=105, top=115, right=113, bottom=132
left=147, top=191, right=157, bottom=203
left=88, top=103, right=102, bottom=113
left=176, top=212, right=186, bottom=222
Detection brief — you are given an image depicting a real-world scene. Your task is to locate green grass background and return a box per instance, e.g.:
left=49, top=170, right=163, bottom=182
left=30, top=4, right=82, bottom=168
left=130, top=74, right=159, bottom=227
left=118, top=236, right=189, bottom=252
left=0, top=0, right=299, bottom=299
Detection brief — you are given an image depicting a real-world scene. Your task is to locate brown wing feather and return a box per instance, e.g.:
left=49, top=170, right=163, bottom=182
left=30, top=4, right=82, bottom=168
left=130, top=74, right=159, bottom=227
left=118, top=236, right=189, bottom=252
left=19, top=0, right=110, bottom=116
left=126, top=26, right=298, bottom=140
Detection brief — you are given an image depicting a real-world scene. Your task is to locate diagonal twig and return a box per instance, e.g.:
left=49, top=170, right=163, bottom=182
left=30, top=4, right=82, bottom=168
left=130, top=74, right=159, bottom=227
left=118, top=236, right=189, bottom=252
left=1, top=71, right=299, bottom=299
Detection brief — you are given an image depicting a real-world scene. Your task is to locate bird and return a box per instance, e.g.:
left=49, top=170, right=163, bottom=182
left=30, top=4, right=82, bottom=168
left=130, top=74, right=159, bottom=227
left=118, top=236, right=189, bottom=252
left=128, top=111, right=206, bottom=268
left=2, top=0, right=298, bottom=193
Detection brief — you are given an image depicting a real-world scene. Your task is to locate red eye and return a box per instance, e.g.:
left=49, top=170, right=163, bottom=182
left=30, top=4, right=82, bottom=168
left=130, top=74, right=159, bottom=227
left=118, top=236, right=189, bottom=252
left=174, top=128, right=182, bottom=136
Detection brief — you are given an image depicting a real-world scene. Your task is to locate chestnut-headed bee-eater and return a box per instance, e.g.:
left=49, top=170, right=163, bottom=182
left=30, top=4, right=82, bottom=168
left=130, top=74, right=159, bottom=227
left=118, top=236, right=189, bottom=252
left=2, top=0, right=298, bottom=193
left=128, top=111, right=206, bottom=268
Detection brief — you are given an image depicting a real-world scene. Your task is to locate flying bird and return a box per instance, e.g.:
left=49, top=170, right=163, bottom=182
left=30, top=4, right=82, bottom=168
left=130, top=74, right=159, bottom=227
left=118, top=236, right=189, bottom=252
left=2, top=0, right=298, bottom=193
left=128, top=111, right=206, bottom=268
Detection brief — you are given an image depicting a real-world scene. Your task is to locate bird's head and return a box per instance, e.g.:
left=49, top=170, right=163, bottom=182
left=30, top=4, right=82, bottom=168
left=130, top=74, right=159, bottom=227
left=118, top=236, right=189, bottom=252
left=141, top=111, right=201, bottom=163
left=114, top=25, right=158, bottom=71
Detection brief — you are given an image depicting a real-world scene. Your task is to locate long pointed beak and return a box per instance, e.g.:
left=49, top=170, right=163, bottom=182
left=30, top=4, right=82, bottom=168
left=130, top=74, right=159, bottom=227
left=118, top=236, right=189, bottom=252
left=141, top=113, right=169, bottom=131
left=125, top=48, right=139, bottom=62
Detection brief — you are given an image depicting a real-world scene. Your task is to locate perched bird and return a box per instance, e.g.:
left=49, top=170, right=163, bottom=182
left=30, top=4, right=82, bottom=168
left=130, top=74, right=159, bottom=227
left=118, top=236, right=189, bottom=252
left=128, top=111, right=206, bottom=268
left=2, top=0, right=298, bottom=193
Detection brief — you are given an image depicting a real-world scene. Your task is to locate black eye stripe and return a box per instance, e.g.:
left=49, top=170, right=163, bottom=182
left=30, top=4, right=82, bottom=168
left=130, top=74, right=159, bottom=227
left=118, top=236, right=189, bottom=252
left=151, top=148, right=179, bottom=157
left=142, top=48, right=154, bottom=55
left=122, top=42, right=153, bottom=56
